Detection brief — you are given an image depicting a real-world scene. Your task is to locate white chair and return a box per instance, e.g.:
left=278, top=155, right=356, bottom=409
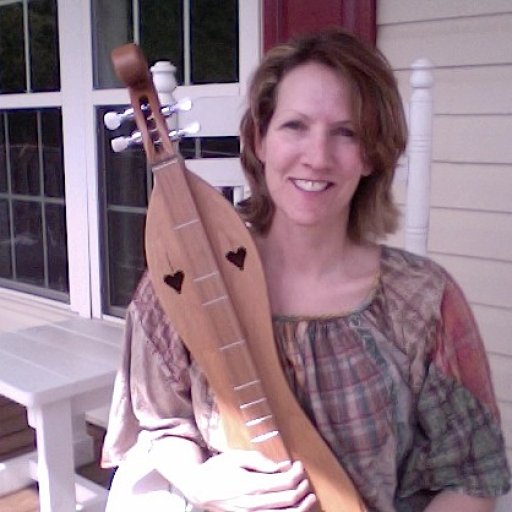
left=397, top=58, right=434, bottom=256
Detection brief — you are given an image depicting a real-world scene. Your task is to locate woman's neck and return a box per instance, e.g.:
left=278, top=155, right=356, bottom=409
left=254, top=220, right=381, bottom=317
left=257, top=220, right=355, bottom=279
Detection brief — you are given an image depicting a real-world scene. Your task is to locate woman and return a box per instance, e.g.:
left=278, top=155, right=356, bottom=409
left=102, top=29, right=510, bottom=511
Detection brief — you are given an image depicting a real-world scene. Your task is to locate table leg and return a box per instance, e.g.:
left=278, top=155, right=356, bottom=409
left=28, top=399, right=76, bottom=512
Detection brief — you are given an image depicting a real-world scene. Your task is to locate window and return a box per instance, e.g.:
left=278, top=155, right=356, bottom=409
left=92, top=0, right=254, bottom=316
left=92, top=0, right=238, bottom=88
left=0, top=0, right=65, bottom=299
left=97, top=102, right=242, bottom=315
left=0, top=109, right=67, bottom=298
left=0, top=0, right=260, bottom=317
left=0, top=0, right=60, bottom=93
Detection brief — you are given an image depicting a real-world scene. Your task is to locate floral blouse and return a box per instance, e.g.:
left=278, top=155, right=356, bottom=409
left=102, top=246, right=510, bottom=511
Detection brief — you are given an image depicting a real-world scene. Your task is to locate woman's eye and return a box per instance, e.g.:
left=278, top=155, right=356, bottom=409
left=282, top=120, right=305, bottom=131
left=333, top=126, right=356, bottom=137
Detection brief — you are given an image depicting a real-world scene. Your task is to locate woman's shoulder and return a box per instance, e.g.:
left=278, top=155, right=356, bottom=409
left=377, top=245, right=454, bottom=323
left=379, top=245, right=450, bottom=288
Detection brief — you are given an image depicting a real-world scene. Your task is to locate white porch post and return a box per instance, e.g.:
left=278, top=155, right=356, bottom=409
left=57, top=0, right=95, bottom=317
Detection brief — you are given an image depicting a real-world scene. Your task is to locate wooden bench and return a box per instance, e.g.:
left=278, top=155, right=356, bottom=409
left=0, top=292, right=123, bottom=512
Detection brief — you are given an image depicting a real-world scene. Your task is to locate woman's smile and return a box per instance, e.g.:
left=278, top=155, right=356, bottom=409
left=290, top=178, right=333, bottom=193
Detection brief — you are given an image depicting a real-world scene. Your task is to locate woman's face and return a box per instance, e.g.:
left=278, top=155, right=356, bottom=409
left=256, top=61, right=369, bottom=233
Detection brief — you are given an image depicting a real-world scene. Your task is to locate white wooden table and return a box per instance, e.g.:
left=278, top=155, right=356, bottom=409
left=0, top=294, right=123, bottom=512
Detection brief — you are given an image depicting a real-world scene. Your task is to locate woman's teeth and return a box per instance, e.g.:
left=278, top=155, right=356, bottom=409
left=293, top=179, right=330, bottom=192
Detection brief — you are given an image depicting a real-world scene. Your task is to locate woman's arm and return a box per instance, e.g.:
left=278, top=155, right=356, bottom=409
left=424, top=490, right=496, bottom=512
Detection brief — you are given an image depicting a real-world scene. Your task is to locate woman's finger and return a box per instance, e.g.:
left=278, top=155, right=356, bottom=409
left=232, top=479, right=317, bottom=511
left=222, top=449, right=287, bottom=473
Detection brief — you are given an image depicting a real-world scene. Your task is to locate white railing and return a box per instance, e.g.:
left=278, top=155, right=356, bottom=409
left=404, top=59, right=434, bottom=256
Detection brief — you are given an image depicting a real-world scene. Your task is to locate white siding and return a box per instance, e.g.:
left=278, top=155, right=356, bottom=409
left=378, top=0, right=512, bottom=494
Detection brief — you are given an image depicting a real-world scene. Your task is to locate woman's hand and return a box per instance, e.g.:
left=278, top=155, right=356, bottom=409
left=178, top=449, right=317, bottom=511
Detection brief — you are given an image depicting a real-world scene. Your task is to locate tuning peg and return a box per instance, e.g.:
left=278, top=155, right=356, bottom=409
left=110, top=121, right=200, bottom=152
left=111, top=131, right=142, bottom=152
left=169, top=121, right=200, bottom=141
left=104, top=97, right=192, bottom=131
left=104, top=107, right=137, bottom=130
left=162, top=97, right=192, bottom=117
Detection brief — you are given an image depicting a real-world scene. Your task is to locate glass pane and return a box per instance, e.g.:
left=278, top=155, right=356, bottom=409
left=0, top=200, right=12, bottom=278
left=190, top=0, right=238, bottom=84
left=46, top=203, right=68, bottom=292
left=99, top=107, right=149, bottom=208
left=9, top=111, right=40, bottom=196
left=106, top=148, right=149, bottom=207
left=107, top=211, right=146, bottom=307
left=178, top=136, right=240, bottom=159
left=200, top=136, right=240, bottom=158
left=179, top=137, right=198, bottom=159
left=0, top=115, right=6, bottom=192
left=13, top=200, right=44, bottom=286
left=140, top=0, right=183, bottom=84
left=29, top=0, right=60, bottom=92
left=91, top=0, right=133, bottom=88
left=0, top=4, right=25, bottom=93
left=42, top=109, right=64, bottom=198
left=220, top=187, right=235, bottom=203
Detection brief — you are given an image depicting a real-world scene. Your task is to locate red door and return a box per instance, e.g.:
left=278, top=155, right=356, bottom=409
left=263, top=0, right=376, bottom=51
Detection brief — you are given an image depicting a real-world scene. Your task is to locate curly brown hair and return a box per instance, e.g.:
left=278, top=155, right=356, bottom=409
left=238, top=28, right=407, bottom=242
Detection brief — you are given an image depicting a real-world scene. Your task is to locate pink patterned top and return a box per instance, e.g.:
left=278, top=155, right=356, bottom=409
left=102, top=246, right=510, bottom=511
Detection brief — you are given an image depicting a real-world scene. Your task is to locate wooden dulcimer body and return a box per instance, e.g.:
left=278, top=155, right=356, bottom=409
left=110, top=43, right=365, bottom=512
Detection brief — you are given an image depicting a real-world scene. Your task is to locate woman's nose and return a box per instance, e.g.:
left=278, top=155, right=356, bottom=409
left=302, top=130, right=332, bottom=171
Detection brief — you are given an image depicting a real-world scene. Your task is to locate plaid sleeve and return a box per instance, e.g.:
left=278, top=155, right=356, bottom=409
left=433, top=276, right=500, bottom=419
left=397, top=272, right=511, bottom=500
left=102, top=274, right=206, bottom=468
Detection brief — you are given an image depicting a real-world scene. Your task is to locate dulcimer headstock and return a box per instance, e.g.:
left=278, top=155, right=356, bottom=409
left=105, top=43, right=196, bottom=163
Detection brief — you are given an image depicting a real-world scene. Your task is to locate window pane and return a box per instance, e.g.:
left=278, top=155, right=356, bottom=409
left=91, top=0, right=133, bottom=88
left=42, top=109, right=64, bottom=198
left=0, top=200, right=12, bottom=278
left=0, top=4, right=25, bottom=93
left=0, top=116, right=6, bottom=192
left=200, top=137, right=240, bottom=158
left=140, top=0, right=184, bottom=84
left=179, top=136, right=240, bottom=159
left=191, top=0, right=238, bottom=84
left=46, top=203, right=68, bottom=292
left=29, top=0, right=60, bottom=92
left=107, top=211, right=146, bottom=308
left=179, top=137, right=198, bottom=159
left=0, top=108, right=67, bottom=300
left=98, top=107, right=149, bottom=208
left=106, top=148, right=149, bottom=207
left=92, top=1, right=239, bottom=89
left=9, top=111, right=40, bottom=196
left=13, top=200, right=44, bottom=287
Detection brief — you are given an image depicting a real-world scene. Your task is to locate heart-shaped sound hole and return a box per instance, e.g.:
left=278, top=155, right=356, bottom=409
left=163, top=271, right=185, bottom=293
left=226, top=247, right=247, bottom=270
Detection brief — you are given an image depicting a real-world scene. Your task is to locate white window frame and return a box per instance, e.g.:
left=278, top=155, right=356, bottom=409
left=0, top=0, right=262, bottom=318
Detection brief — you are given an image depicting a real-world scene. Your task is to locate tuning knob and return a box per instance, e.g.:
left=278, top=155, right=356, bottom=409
left=111, top=131, right=142, bottom=152
left=110, top=121, right=200, bottom=152
left=104, top=97, right=192, bottom=131
left=169, top=121, right=200, bottom=141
